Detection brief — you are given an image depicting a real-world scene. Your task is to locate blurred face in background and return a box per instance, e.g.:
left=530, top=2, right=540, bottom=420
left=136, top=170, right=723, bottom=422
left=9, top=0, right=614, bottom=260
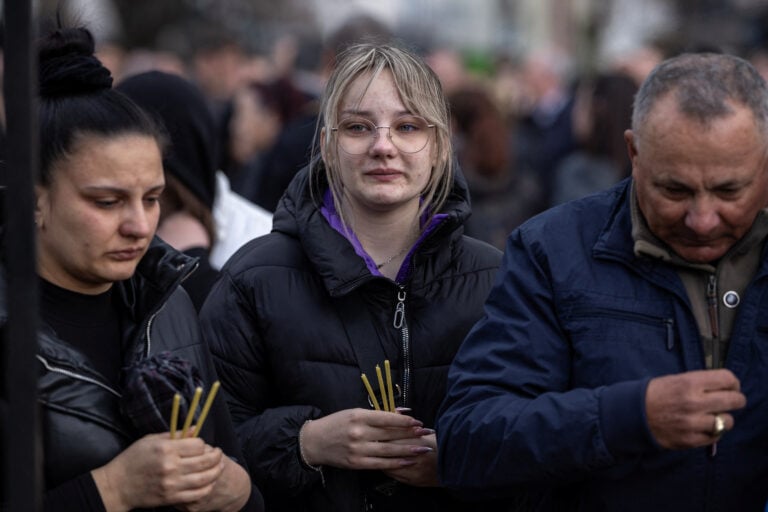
left=35, top=133, right=165, bottom=294
left=627, top=93, right=768, bottom=263
left=229, top=86, right=282, bottom=165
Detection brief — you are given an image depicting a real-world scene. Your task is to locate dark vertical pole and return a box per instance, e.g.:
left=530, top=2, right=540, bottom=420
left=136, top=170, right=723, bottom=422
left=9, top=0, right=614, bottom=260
left=3, top=0, right=42, bottom=509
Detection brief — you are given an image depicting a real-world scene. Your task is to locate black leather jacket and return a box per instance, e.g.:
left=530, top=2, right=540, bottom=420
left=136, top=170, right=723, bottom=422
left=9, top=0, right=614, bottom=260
left=2, top=238, right=261, bottom=510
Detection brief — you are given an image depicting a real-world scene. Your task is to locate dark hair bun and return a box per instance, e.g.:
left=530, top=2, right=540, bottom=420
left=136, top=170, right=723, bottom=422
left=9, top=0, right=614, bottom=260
left=38, top=27, right=113, bottom=98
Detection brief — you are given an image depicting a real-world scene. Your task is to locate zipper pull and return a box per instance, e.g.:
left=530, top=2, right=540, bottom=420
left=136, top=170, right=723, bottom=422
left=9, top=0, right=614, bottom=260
left=664, top=319, right=675, bottom=350
left=393, top=289, right=406, bottom=328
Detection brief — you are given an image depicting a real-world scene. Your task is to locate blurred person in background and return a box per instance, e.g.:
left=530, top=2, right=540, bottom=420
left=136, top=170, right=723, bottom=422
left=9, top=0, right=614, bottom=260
left=608, top=42, right=665, bottom=87
left=425, top=46, right=470, bottom=97
left=118, top=70, right=272, bottom=311
left=117, top=70, right=220, bottom=311
left=252, top=13, right=394, bottom=212
left=551, top=71, right=637, bottom=206
left=190, top=25, right=248, bottom=108
left=23, top=26, right=260, bottom=511
left=449, top=86, right=542, bottom=250
left=200, top=43, right=502, bottom=512
left=221, top=78, right=308, bottom=203
left=515, top=46, right=578, bottom=210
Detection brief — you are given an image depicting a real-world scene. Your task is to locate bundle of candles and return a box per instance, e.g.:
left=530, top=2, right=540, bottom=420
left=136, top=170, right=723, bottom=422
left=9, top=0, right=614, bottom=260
left=360, top=360, right=396, bottom=412
left=168, top=380, right=221, bottom=438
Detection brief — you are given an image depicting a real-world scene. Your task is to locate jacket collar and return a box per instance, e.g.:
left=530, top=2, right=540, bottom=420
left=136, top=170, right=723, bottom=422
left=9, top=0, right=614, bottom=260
left=0, top=237, right=196, bottom=325
left=115, top=236, right=198, bottom=322
left=593, top=178, right=768, bottom=283
left=272, top=164, right=473, bottom=296
left=592, top=178, right=637, bottom=263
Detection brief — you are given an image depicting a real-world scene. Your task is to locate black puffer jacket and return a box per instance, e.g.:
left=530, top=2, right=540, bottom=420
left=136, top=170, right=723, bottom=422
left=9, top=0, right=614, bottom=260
left=200, top=167, right=502, bottom=512
left=1, top=238, right=262, bottom=511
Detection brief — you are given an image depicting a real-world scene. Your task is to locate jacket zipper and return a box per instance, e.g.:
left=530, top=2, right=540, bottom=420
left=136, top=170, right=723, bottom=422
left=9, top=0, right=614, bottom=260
left=140, top=258, right=194, bottom=358
left=706, top=274, right=721, bottom=459
left=36, top=355, right=122, bottom=397
left=144, top=309, right=160, bottom=358
left=393, top=287, right=411, bottom=407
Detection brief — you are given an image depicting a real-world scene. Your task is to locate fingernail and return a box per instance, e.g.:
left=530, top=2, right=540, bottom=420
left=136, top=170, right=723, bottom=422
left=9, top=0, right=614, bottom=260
left=399, top=459, right=417, bottom=466
left=395, top=407, right=412, bottom=413
left=415, top=427, right=435, bottom=436
left=411, top=446, right=433, bottom=454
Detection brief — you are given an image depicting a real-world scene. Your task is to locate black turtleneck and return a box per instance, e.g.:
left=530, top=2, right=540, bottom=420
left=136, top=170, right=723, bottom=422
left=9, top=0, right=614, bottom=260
left=39, top=278, right=123, bottom=388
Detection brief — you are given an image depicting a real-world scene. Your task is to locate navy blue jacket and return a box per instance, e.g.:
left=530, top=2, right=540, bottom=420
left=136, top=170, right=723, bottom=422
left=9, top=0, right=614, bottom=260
left=437, top=179, right=768, bottom=511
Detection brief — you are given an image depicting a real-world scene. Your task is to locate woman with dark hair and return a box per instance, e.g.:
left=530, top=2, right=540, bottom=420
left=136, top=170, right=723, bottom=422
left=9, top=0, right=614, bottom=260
left=18, top=27, right=261, bottom=511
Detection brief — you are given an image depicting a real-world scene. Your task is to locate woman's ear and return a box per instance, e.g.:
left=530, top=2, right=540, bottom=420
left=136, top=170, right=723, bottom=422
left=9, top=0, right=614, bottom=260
left=34, top=185, right=47, bottom=229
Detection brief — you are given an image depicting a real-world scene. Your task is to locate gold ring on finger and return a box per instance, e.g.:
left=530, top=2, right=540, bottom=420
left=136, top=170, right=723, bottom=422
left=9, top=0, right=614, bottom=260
left=712, top=413, right=726, bottom=437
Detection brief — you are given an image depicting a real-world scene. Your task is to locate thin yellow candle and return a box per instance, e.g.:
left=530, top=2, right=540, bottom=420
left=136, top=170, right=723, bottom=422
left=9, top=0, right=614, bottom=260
left=169, top=393, right=181, bottom=439
left=384, top=360, right=395, bottom=412
left=375, top=365, right=389, bottom=412
left=361, top=373, right=381, bottom=410
left=192, top=381, right=221, bottom=438
left=181, top=386, right=203, bottom=437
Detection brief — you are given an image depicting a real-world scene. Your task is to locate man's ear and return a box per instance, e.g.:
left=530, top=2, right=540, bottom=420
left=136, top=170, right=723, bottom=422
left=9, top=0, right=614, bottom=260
left=624, top=129, right=638, bottom=161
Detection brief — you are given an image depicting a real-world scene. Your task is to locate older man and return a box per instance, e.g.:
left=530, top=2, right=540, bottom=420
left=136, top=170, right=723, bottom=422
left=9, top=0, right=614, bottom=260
left=437, top=52, right=768, bottom=511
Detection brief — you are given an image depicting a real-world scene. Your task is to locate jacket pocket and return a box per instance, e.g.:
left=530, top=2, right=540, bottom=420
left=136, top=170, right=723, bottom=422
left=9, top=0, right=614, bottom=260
left=561, top=304, right=680, bottom=386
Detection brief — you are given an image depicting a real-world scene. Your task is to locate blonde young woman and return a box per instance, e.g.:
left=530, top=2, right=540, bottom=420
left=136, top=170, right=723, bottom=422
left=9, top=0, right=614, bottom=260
left=201, top=44, right=502, bottom=512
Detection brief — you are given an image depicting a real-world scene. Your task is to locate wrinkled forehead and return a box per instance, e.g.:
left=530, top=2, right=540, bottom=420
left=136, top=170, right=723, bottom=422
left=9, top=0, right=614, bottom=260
left=639, top=93, right=763, bottom=145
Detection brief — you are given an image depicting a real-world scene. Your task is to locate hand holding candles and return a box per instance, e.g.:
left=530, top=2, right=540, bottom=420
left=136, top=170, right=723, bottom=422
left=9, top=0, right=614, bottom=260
left=361, top=360, right=396, bottom=412
left=168, top=381, right=221, bottom=438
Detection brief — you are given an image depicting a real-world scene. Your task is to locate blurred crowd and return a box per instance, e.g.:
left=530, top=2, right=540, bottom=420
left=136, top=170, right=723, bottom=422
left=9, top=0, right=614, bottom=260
left=8, top=11, right=768, bottom=250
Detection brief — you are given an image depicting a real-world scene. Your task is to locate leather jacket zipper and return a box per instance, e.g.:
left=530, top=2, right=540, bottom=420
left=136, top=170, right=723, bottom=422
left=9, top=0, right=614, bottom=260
left=393, top=287, right=411, bottom=407
left=36, top=355, right=122, bottom=397
left=141, top=258, right=196, bottom=358
left=144, top=309, right=159, bottom=358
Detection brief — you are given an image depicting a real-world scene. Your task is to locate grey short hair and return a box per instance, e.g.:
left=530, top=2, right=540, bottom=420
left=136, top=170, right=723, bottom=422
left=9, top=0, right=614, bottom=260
left=310, top=43, right=453, bottom=230
left=632, top=52, right=768, bottom=139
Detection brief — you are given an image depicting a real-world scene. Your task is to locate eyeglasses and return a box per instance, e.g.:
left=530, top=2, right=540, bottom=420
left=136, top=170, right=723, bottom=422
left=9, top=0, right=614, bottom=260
left=330, top=115, right=435, bottom=155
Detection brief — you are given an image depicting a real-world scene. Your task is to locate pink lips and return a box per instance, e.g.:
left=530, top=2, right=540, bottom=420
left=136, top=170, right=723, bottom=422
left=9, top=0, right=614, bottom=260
left=108, top=248, right=144, bottom=261
left=366, top=168, right=402, bottom=181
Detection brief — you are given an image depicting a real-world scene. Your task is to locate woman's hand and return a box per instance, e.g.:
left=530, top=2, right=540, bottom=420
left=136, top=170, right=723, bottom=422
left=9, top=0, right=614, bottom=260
left=382, top=433, right=439, bottom=487
left=91, top=433, right=223, bottom=511
left=175, top=455, right=252, bottom=512
left=300, top=408, right=430, bottom=471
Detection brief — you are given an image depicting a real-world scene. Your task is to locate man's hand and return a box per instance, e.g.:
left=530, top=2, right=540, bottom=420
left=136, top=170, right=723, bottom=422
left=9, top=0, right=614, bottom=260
left=645, top=369, right=747, bottom=449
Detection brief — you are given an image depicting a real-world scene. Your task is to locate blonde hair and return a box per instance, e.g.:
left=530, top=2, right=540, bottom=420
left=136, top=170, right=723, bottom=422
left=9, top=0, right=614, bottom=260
left=310, top=43, right=453, bottom=231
